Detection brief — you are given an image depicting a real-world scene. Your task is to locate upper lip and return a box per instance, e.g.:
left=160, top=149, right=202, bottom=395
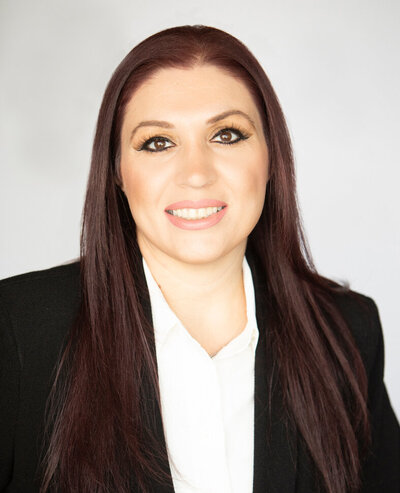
left=165, top=199, right=227, bottom=210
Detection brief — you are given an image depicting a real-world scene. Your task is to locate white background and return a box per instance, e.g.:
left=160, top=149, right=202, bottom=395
left=0, top=1, right=398, bottom=417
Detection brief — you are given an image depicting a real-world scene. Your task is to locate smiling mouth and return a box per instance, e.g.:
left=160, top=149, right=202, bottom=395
left=165, top=206, right=226, bottom=220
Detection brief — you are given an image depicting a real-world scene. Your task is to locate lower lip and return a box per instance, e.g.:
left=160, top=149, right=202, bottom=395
left=165, top=207, right=228, bottom=230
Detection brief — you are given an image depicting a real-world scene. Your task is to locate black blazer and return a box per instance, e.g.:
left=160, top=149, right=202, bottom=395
left=0, top=252, right=399, bottom=492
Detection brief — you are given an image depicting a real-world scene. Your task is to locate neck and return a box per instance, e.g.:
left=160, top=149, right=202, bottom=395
left=139, top=240, right=248, bottom=354
left=139, top=240, right=246, bottom=299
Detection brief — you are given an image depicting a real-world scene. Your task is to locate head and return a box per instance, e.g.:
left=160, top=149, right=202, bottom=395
left=84, top=25, right=298, bottom=271
left=119, top=63, right=270, bottom=267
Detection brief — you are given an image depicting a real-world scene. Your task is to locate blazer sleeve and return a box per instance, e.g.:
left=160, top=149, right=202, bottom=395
left=0, top=295, right=21, bottom=489
left=360, top=297, right=399, bottom=491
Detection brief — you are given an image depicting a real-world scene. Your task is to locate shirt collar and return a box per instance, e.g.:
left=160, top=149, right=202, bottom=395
left=142, top=255, right=259, bottom=357
left=142, top=258, right=180, bottom=349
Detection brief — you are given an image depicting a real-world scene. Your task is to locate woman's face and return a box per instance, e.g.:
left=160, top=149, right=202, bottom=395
left=119, top=64, right=269, bottom=266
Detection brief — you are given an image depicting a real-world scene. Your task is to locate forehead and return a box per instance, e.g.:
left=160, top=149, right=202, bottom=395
left=123, top=64, right=262, bottom=123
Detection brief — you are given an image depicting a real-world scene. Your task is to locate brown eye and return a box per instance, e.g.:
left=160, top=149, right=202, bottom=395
left=220, top=130, right=234, bottom=142
left=212, top=127, right=247, bottom=145
left=139, top=136, right=175, bottom=152
left=153, top=139, right=167, bottom=150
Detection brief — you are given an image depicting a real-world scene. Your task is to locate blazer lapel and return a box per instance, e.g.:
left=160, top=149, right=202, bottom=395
left=134, top=252, right=175, bottom=493
left=248, top=250, right=297, bottom=493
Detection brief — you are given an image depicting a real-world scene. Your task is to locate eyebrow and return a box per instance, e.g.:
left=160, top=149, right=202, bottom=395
left=130, top=109, right=256, bottom=139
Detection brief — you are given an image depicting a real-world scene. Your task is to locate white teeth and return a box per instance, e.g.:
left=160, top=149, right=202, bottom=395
left=169, top=206, right=224, bottom=220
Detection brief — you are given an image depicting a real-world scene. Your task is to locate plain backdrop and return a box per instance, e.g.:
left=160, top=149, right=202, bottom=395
left=0, top=0, right=399, bottom=417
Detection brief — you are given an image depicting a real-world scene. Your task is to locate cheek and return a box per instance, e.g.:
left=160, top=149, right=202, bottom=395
left=237, top=152, right=269, bottom=202
left=120, top=160, right=170, bottom=218
left=120, top=163, right=148, bottom=217
left=241, top=155, right=269, bottom=227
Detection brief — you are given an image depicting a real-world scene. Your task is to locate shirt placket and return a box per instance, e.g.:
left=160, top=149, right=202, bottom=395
left=158, top=323, right=232, bottom=493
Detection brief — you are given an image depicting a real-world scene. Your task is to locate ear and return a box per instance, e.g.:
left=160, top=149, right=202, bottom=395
left=114, top=153, right=125, bottom=192
left=117, top=180, right=126, bottom=195
left=115, top=173, right=124, bottom=191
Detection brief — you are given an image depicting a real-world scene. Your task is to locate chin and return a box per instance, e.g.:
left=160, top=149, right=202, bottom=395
left=168, top=248, right=225, bottom=266
left=165, top=237, right=246, bottom=266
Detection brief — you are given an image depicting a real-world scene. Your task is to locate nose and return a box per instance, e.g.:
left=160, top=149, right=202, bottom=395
left=175, top=141, right=217, bottom=189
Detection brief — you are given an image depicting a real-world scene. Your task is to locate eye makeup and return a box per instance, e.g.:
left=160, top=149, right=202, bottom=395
left=133, top=122, right=252, bottom=153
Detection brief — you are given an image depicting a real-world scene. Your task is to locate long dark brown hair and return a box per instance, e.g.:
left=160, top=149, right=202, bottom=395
left=41, top=25, right=370, bottom=493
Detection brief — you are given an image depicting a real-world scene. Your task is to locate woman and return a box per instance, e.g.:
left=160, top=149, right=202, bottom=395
left=0, top=25, right=398, bottom=493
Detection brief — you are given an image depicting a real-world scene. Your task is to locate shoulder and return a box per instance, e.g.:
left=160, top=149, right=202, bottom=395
left=0, top=260, right=81, bottom=316
left=0, top=261, right=81, bottom=368
left=0, top=260, right=81, bottom=302
left=247, top=247, right=383, bottom=377
left=327, top=287, right=383, bottom=377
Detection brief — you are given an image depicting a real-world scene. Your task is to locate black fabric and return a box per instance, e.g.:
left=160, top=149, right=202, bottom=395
left=0, top=256, right=398, bottom=492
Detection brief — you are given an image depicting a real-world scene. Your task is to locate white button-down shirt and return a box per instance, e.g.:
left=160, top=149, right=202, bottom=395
left=143, top=256, right=259, bottom=493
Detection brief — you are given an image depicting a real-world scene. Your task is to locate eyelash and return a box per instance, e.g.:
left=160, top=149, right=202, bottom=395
left=136, top=125, right=251, bottom=153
